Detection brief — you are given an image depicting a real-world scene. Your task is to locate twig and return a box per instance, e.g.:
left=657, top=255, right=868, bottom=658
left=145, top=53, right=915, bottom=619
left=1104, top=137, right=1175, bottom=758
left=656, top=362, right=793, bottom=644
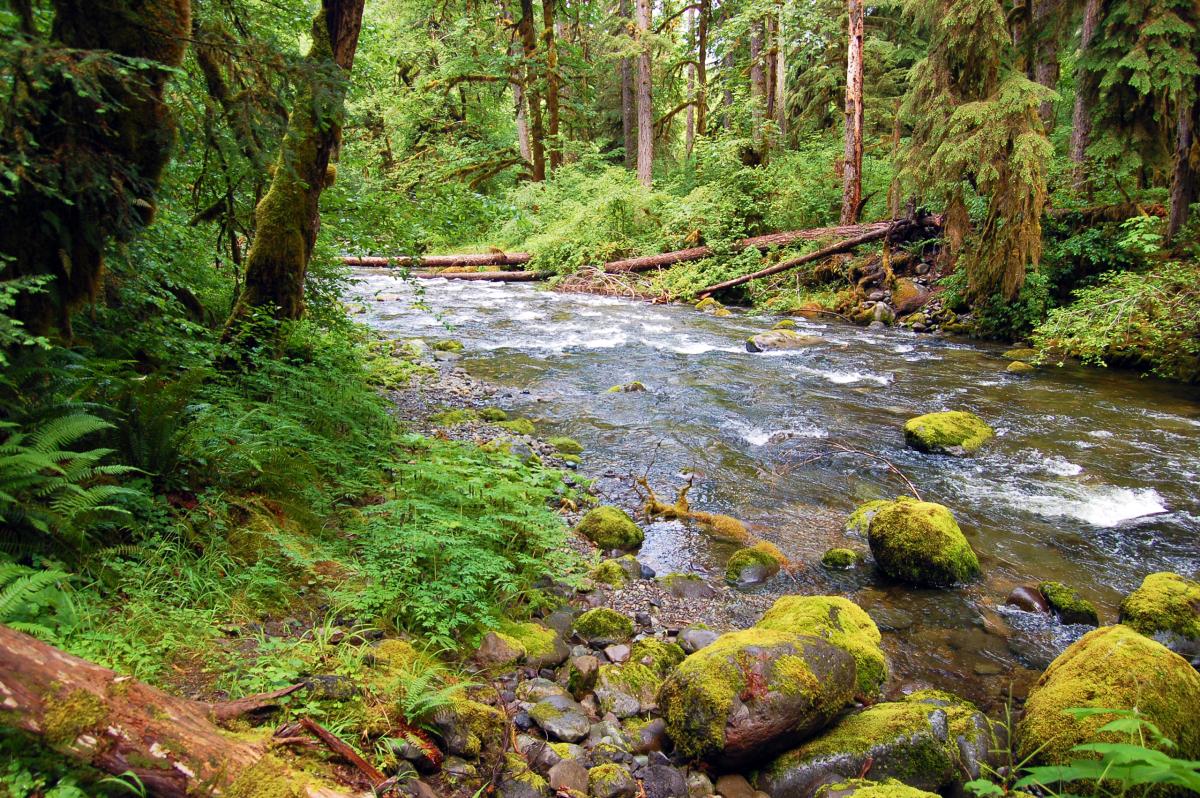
left=785, top=442, right=923, bottom=501
left=292, top=717, right=387, bottom=788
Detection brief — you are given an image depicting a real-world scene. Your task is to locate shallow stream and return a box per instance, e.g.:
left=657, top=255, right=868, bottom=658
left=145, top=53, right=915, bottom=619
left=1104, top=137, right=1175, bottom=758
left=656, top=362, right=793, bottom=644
left=351, top=271, right=1200, bottom=708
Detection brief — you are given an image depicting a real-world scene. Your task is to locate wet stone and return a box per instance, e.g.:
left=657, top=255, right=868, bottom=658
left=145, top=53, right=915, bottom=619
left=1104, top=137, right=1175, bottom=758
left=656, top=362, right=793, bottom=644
left=715, top=775, right=757, bottom=798
left=605, top=644, right=631, bottom=663
left=1006, top=585, right=1049, bottom=614
left=677, top=627, right=719, bottom=653
left=550, top=760, right=590, bottom=794
left=530, top=694, right=591, bottom=742
left=641, top=766, right=689, bottom=798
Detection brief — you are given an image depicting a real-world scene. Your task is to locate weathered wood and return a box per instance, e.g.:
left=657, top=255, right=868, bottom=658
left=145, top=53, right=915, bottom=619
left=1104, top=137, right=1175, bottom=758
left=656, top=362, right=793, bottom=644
left=0, top=624, right=355, bottom=798
left=840, top=0, right=864, bottom=225
left=412, top=269, right=550, bottom=281
left=345, top=252, right=533, bottom=268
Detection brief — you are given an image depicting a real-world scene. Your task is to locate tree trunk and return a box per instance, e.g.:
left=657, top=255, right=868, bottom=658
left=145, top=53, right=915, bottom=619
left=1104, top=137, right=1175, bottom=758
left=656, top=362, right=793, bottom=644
left=0, top=625, right=352, bottom=798
left=542, top=0, right=562, bottom=170
left=686, top=8, right=696, bottom=157
left=620, top=0, right=636, bottom=168
left=840, top=0, right=865, bottom=225
left=773, top=3, right=787, bottom=138
left=1033, top=0, right=1061, bottom=128
left=1068, top=0, right=1101, bottom=191
left=505, top=0, right=532, bottom=164
left=750, top=20, right=766, bottom=149
left=722, top=51, right=734, bottom=130
left=224, top=0, right=364, bottom=330
left=1167, top=93, right=1198, bottom=243
left=518, top=0, right=547, bottom=181
left=635, top=0, right=653, bottom=186
left=696, top=0, right=709, bottom=138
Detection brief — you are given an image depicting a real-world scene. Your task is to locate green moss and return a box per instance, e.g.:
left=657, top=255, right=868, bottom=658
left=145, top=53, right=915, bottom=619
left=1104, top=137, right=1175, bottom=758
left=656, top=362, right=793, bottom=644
left=223, top=755, right=307, bottom=798
left=1119, top=571, right=1200, bottom=640
left=504, top=753, right=548, bottom=790
left=573, top=607, right=634, bottom=642
left=902, top=411, right=994, bottom=455
left=561, top=453, right=582, bottom=465
left=444, top=695, right=505, bottom=757
left=1002, top=347, right=1038, bottom=362
left=592, top=559, right=628, bottom=588
left=497, top=621, right=559, bottom=660
left=549, top=742, right=577, bottom=759
left=548, top=436, right=584, bottom=455
left=821, top=548, right=863, bottom=569
left=866, top=497, right=980, bottom=587
left=629, top=638, right=686, bottom=675
left=433, top=339, right=464, bottom=352
left=42, top=689, right=107, bottom=746
left=599, top=662, right=662, bottom=705
left=1017, top=625, right=1200, bottom=766
left=371, top=639, right=421, bottom=674
left=1006, top=360, right=1035, bottom=374
left=479, top=407, right=509, bottom=421
left=1038, top=581, right=1100, bottom=626
left=756, top=596, right=888, bottom=697
left=498, top=418, right=536, bottom=435
left=589, top=763, right=630, bottom=790
left=607, top=382, right=647, bottom=393
left=773, top=319, right=798, bottom=330
left=725, top=542, right=785, bottom=584
left=576, top=506, right=644, bottom=550
left=816, top=779, right=940, bottom=798
left=691, top=510, right=750, bottom=543
left=770, top=654, right=821, bottom=698
left=846, top=500, right=891, bottom=536
left=430, top=408, right=478, bottom=425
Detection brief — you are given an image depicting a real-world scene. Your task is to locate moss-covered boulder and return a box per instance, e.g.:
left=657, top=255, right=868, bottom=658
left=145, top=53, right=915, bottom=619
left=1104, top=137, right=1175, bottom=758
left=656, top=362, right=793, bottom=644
left=479, top=407, right=509, bottom=421
left=530, top=694, right=592, bottom=743
left=725, top=542, right=788, bottom=586
left=433, top=339, right=465, bottom=352
left=1119, top=571, right=1200, bottom=643
left=902, top=411, right=993, bottom=456
left=595, top=662, right=662, bottom=718
left=657, top=629, right=856, bottom=766
left=845, top=500, right=891, bottom=537
left=1037, top=581, right=1099, bottom=626
left=591, top=559, right=629, bottom=588
left=434, top=694, right=506, bottom=757
left=629, top=638, right=686, bottom=676
left=746, top=329, right=824, bottom=353
left=815, top=780, right=940, bottom=798
left=696, top=297, right=733, bottom=317
left=1016, top=625, right=1200, bottom=767
left=756, top=596, right=888, bottom=698
left=499, top=753, right=551, bottom=798
left=758, top=691, right=992, bottom=798
left=549, top=436, right=584, bottom=455
left=821, top=548, right=863, bottom=569
left=573, top=608, right=635, bottom=645
left=576, top=506, right=644, bottom=551
left=1002, top=347, right=1038, bottom=362
left=1006, top=360, right=1035, bottom=374
left=865, top=497, right=980, bottom=587
left=588, top=763, right=638, bottom=798
left=498, top=418, right=536, bottom=436
left=774, top=319, right=798, bottom=330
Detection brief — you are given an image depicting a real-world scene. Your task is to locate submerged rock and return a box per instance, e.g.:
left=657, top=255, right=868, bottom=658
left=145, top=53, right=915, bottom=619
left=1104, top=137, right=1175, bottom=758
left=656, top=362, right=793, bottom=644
left=902, top=411, right=993, bottom=455
left=745, top=329, right=824, bottom=353
left=1119, top=571, right=1200, bottom=644
left=1006, top=360, right=1035, bottom=374
left=1005, top=585, right=1049, bottom=614
left=863, top=497, right=980, bottom=587
left=608, top=382, right=647, bottom=393
left=1002, top=347, right=1038, bottom=362
left=1037, top=581, right=1099, bottom=627
left=725, top=541, right=788, bottom=587
left=1017, top=625, right=1200, bottom=768
left=657, top=628, right=856, bottom=766
left=756, top=596, right=888, bottom=698
left=577, top=506, right=644, bottom=551
left=758, top=691, right=992, bottom=798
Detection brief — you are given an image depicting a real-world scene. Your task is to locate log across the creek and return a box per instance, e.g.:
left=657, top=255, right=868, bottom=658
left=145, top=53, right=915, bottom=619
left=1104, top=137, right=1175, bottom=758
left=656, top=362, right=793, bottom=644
left=345, top=252, right=531, bottom=268
left=0, top=624, right=357, bottom=798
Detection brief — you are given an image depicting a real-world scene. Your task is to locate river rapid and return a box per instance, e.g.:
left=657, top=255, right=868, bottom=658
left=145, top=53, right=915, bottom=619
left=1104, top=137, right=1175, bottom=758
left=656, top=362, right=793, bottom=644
left=351, top=270, right=1200, bottom=709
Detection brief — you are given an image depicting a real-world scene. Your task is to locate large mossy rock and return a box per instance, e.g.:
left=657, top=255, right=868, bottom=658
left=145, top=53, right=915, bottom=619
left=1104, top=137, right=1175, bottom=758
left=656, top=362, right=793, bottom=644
left=1119, top=571, right=1200, bottom=644
left=1016, top=625, right=1200, bottom=767
left=576, top=506, right=644, bottom=551
left=902, top=411, right=993, bottom=456
left=745, top=329, right=824, bottom=353
left=1037, top=581, right=1099, bottom=627
left=657, top=629, right=856, bottom=767
left=756, top=596, right=888, bottom=698
left=758, top=691, right=992, bottom=798
left=863, top=497, right=980, bottom=587
left=814, top=779, right=939, bottom=798
left=573, top=608, right=635, bottom=646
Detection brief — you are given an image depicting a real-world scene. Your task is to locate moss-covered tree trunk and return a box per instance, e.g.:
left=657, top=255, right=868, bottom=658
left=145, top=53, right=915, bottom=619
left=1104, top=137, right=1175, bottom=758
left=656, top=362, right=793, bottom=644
left=840, top=0, right=864, bottom=225
left=635, top=0, right=653, bottom=186
left=0, top=625, right=352, bottom=798
left=0, top=0, right=190, bottom=335
left=1166, top=92, right=1198, bottom=243
left=224, top=0, right=365, bottom=329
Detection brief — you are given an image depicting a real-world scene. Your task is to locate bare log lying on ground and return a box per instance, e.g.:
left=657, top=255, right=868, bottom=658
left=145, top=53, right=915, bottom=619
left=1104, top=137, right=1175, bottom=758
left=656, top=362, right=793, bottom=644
left=345, top=252, right=532, bottom=268
left=411, top=269, right=550, bottom=282
left=0, top=624, right=357, bottom=798
left=697, top=214, right=938, bottom=296
left=600, top=221, right=893, bottom=273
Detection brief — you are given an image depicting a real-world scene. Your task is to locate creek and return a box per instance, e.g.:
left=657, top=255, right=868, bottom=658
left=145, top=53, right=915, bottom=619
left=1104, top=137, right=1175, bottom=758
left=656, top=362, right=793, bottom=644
left=351, top=271, right=1200, bottom=709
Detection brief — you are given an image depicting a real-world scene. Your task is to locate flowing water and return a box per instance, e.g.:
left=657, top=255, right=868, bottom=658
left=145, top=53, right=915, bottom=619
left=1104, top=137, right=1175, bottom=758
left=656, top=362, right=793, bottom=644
left=351, top=270, right=1200, bottom=708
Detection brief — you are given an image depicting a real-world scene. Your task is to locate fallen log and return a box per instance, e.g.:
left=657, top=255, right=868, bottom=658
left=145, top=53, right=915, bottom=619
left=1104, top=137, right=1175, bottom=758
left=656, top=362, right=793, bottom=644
left=697, top=217, right=932, bottom=296
left=345, top=252, right=532, bottom=268
left=411, top=269, right=550, bottom=282
left=0, top=624, right=357, bottom=798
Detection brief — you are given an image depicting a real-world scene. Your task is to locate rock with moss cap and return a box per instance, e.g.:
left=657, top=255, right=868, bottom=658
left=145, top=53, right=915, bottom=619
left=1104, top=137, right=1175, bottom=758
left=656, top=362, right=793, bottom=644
left=756, top=596, right=888, bottom=698
left=608, top=381, right=647, bottom=393
left=592, top=559, right=629, bottom=589
left=657, top=628, right=856, bottom=766
left=434, top=694, right=506, bottom=757
left=1017, top=625, right=1200, bottom=768
left=499, top=753, right=551, bottom=798
left=1119, top=571, right=1200, bottom=645
left=746, top=329, right=824, bottom=353
left=595, top=662, right=662, bottom=717
left=845, top=500, right=891, bottom=537
left=588, top=764, right=638, bottom=798
left=725, top=541, right=787, bottom=586
left=1037, top=581, right=1099, bottom=626
left=758, top=690, right=992, bottom=798
left=549, top=436, right=584, bottom=455
left=865, top=497, right=980, bottom=587
left=573, top=608, right=635, bottom=645
left=576, top=506, right=644, bottom=551
left=695, top=297, right=733, bottom=317
left=902, top=411, right=993, bottom=455
left=433, top=339, right=465, bottom=352
left=630, top=638, right=686, bottom=676
left=1002, top=347, right=1038, bottom=362
left=815, top=779, right=940, bottom=798
left=530, top=694, right=592, bottom=743
left=821, top=548, right=863, bottom=569
left=1006, top=360, right=1035, bottom=374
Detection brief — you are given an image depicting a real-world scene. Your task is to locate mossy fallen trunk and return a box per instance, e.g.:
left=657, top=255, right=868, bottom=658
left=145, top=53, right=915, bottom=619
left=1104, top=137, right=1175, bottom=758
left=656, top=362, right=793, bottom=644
left=225, top=0, right=364, bottom=331
left=0, top=624, right=355, bottom=798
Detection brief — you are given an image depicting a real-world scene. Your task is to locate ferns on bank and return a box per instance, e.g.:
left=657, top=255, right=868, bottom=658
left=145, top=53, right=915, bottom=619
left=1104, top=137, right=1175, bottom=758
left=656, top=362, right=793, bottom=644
left=0, top=562, right=74, bottom=636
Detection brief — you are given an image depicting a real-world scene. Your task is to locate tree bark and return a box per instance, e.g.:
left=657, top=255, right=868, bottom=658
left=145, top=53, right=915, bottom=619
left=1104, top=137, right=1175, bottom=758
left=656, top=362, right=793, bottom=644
left=0, top=625, right=352, bottom=798
left=224, top=0, right=364, bottom=330
left=620, top=0, right=636, bottom=169
left=773, top=3, right=787, bottom=138
left=518, top=0, right=547, bottom=181
left=1033, top=0, right=1061, bottom=128
left=840, top=0, right=865, bottom=225
left=345, top=252, right=532, bottom=267
left=1167, top=93, right=1198, bottom=243
left=1068, top=0, right=1101, bottom=191
left=542, top=0, right=562, bottom=170
left=635, top=0, right=653, bottom=186
left=696, top=0, right=709, bottom=138
left=686, top=7, right=696, bottom=157
left=750, top=20, right=767, bottom=149
left=504, top=0, right=532, bottom=164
